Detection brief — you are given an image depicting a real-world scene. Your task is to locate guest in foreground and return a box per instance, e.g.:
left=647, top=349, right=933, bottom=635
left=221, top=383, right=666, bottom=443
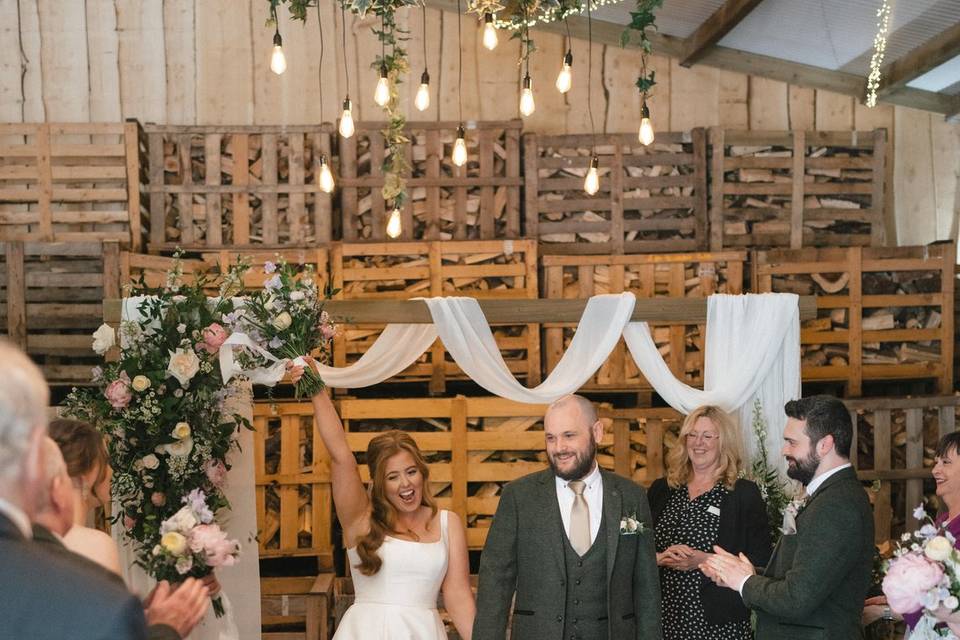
left=473, top=394, right=662, bottom=640
left=649, top=405, right=771, bottom=640
left=703, top=394, right=874, bottom=640
left=292, top=359, right=475, bottom=640
left=0, top=340, right=147, bottom=639
left=32, top=437, right=209, bottom=640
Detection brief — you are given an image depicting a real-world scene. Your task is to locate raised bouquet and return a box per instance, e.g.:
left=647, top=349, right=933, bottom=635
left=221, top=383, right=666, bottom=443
left=882, top=505, right=960, bottom=638
left=65, top=256, right=250, bottom=617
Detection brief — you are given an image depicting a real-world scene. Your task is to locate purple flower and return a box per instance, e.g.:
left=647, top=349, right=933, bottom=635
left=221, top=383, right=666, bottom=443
left=183, top=488, right=215, bottom=524
left=264, top=261, right=276, bottom=274
left=268, top=337, right=283, bottom=349
left=264, top=274, right=282, bottom=290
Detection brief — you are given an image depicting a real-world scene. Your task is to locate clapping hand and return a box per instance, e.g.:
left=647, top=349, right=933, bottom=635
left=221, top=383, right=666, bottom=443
left=702, top=545, right=755, bottom=590
left=144, top=578, right=209, bottom=637
left=657, top=544, right=709, bottom=571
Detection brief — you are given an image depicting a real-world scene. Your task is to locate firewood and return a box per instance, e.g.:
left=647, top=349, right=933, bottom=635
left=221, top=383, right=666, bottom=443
left=811, top=272, right=849, bottom=294
left=862, top=311, right=894, bottom=331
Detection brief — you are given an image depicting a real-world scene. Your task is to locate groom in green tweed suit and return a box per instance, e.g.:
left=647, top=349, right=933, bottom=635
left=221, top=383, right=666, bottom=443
left=472, top=395, right=662, bottom=640
left=704, top=395, right=874, bottom=640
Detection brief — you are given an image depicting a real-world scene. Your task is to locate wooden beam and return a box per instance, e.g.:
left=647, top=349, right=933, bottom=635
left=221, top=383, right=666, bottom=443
left=878, top=21, right=960, bottom=97
left=679, top=0, right=764, bottom=67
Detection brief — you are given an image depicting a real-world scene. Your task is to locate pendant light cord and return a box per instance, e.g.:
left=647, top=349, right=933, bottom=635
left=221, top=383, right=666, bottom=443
left=340, top=2, right=350, bottom=98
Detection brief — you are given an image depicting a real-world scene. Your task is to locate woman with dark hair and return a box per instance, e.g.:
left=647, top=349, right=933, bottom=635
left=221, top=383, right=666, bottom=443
left=648, top=405, right=772, bottom=640
left=292, top=360, right=475, bottom=639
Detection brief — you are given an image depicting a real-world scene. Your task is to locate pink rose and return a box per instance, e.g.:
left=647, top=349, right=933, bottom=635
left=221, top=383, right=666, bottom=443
left=204, top=459, right=228, bottom=488
left=151, top=492, right=167, bottom=507
left=123, top=514, right=136, bottom=530
left=883, top=552, right=945, bottom=615
left=189, top=524, right=239, bottom=568
left=104, top=372, right=133, bottom=409
left=200, top=323, right=229, bottom=354
left=321, top=323, right=336, bottom=340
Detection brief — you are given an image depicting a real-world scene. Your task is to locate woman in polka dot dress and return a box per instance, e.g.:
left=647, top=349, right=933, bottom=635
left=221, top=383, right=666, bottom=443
left=648, top=406, right=773, bottom=640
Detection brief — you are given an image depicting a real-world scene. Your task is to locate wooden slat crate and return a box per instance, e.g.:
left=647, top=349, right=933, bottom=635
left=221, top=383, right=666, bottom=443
left=143, top=124, right=335, bottom=250
left=261, top=574, right=334, bottom=640
left=339, top=120, right=522, bottom=241
left=709, top=129, right=887, bottom=250
left=753, top=242, right=956, bottom=395
left=330, top=239, right=539, bottom=394
left=542, top=252, right=746, bottom=391
left=1, top=241, right=120, bottom=384
left=0, top=122, right=147, bottom=250
left=524, top=130, right=709, bottom=254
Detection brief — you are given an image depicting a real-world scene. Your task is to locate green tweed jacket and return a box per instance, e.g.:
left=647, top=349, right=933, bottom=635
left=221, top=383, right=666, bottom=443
left=472, top=468, right=662, bottom=640
left=742, top=466, right=874, bottom=640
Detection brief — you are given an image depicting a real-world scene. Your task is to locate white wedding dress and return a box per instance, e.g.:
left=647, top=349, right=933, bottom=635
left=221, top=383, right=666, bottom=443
left=335, top=510, right=450, bottom=639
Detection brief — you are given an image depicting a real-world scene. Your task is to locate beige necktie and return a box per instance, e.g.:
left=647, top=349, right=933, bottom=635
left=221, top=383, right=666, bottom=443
left=569, top=480, right=591, bottom=556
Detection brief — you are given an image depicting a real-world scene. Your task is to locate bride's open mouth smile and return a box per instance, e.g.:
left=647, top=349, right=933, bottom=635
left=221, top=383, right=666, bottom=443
left=398, top=488, right=417, bottom=504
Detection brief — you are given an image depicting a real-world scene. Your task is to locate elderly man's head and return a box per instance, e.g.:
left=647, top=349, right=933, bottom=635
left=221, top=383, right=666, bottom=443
left=544, top=395, right=603, bottom=481
left=0, top=341, right=50, bottom=516
left=33, top=438, right=74, bottom=537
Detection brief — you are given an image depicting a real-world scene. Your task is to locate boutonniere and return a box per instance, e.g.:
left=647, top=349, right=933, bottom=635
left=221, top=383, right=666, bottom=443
left=619, top=513, right=646, bottom=535
left=781, top=496, right=808, bottom=535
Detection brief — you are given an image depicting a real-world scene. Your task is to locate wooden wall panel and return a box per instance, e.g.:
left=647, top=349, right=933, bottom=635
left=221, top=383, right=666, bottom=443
left=0, top=0, right=23, bottom=124
left=162, top=0, right=196, bottom=125
left=116, top=1, right=165, bottom=123
left=38, top=0, right=89, bottom=121
left=86, top=0, right=122, bottom=123
left=748, top=77, right=788, bottom=130
left=195, top=0, right=253, bottom=124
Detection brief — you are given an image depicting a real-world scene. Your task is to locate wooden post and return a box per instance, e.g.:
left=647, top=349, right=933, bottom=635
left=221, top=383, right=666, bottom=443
left=261, top=134, right=279, bottom=244
left=708, top=127, right=724, bottom=251
left=177, top=134, right=194, bottom=245
left=147, top=130, right=166, bottom=249
left=904, top=408, right=923, bottom=531
left=790, top=130, right=805, bottom=249
left=523, top=133, right=539, bottom=240
left=505, top=125, right=521, bottom=236
left=424, top=129, right=441, bottom=240
left=287, top=134, right=305, bottom=243
left=645, top=419, right=664, bottom=485
left=939, top=242, right=955, bottom=393
left=691, top=128, right=708, bottom=250
left=401, top=137, right=414, bottom=241
left=524, top=239, right=541, bottom=385
left=205, top=133, right=223, bottom=245
left=451, top=396, right=468, bottom=521
left=870, top=129, right=886, bottom=246
left=36, top=125, right=53, bottom=240
left=123, top=119, right=143, bottom=252
left=5, top=242, right=27, bottom=349
left=848, top=247, right=863, bottom=396
left=613, top=419, right=631, bottom=478
left=232, top=134, right=251, bottom=245
left=102, top=241, right=121, bottom=300
left=340, top=130, right=358, bottom=241
left=428, top=242, right=445, bottom=394
left=479, top=129, right=494, bottom=239
left=279, top=413, right=300, bottom=553
left=872, top=410, right=891, bottom=543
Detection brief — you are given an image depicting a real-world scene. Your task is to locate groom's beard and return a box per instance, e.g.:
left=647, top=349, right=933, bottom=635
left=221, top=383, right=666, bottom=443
left=785, top=449, right=821, bottom=486
left=549, top=436, right=598, bottom=481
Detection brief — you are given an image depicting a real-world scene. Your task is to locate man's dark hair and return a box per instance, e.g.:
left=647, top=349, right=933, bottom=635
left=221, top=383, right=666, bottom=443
left=935, top=432, right=960, bottom=460
left=784, top=395, right=852, bottom=459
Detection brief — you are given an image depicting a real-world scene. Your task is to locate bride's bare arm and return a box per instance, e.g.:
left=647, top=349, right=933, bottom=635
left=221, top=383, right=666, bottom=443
left=441, top=514, right=476, bottom=640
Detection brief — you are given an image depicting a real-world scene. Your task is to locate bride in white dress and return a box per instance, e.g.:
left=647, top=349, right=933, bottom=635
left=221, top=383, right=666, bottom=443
left=293, top=362, right=476, bottom=639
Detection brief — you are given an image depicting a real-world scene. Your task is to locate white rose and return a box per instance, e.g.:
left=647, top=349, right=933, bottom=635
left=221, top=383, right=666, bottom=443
left=91, top=324, right=115, bottom=355
left=161, top=506, right=198, bottom=534
left=171, top=422, right=191, bottom=440
left=289, top=291, right=305, bottom=301
left=166, top=348, right=200, bottom=387
left=152, top=544, right=163, bottom=556
left=164, top=437, right=194, bottom=458
left=925, top=535, right=954, bottom=562
left=131, top=375, right=151, bottom=392
left=141, top=454, right=160, bottom=470
left=175, top=555, right=194, bottom=575
left=945, top=595, right=960, bottom=611
left=272, top=312, right=292, bottom=331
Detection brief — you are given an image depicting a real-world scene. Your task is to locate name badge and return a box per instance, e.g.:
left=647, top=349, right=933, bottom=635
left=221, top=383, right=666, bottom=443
left=707, top=506, right=721, bottom=517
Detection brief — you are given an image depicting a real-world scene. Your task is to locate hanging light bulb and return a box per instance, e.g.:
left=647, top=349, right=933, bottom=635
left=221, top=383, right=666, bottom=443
left=519, top=74, right=535, bottom=117
left=339, top=97, right=355, bottom=139
left=584, top=156, right=600, bottom=195
left=317, top=155, right=335, bottom=193
left=482, top=13, right=498, bottom=51
left=555, top=50, right=573, bottom=94
left=415, top=70, right=431, bottom=112
left=638, top=100, right=655, bottom=146
left=452, top=124, right=468, bottom=167
left=374, top=64, right=390, bottom=107
left=386, top=206, right=402, bottom=238
left=270, top=31, right=287, bottom=75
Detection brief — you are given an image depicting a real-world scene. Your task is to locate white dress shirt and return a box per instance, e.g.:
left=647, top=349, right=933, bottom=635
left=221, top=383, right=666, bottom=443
left=555, top=463, right=603, bottom=546
left=0, top=497, right=32, bottom=539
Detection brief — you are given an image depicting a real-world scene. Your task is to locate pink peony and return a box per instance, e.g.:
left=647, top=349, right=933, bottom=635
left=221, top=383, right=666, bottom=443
left=200, top=323, right=229, bottom=354
left=104, top=372, right=133, bottom=409
left=189, top=524, right=239, bottom=568
left=123, top=514, right=136, bottom=530
left=204, top=459, right=228, bottom=488
left=151, top=492, right=167, bottom=507
left=883, top=553, right=945, bottom=615
left=321, top=323, right=336, bottom=340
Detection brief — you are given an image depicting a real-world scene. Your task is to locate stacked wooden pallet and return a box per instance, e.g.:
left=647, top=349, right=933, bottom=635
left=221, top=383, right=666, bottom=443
left=330, top=239, right=539, bottom=393
left=339, top=121, right=522, bottom=241
left=0, top=122, right=146, bottom=250
left=541, top=251, right=746, bottom=391
left=753, top=243, right=956, bottom=395
left=709, top=129, right=886, bottom=250
left=524, top=130, right=708, bottom=254
left=144, top=124, right=336, bottom=250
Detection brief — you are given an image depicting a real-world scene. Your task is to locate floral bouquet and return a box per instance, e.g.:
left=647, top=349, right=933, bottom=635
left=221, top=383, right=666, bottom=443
left=66, top=254, right=250, bottom=617
left=882, top=506, right=960, bottom=638
left=150, top=489, right=240, bottom=616
left=221, top=259, right=336, bottom=398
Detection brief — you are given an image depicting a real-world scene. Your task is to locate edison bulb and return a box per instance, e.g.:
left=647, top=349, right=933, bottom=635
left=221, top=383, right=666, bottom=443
left=415, top=70, right=430, bottom=111
left=482, top=13, right=498, bottom=50
left=339, top=98, right=355, bottom=139
left=584, top=157, right=599, bottom=195
left=374, top=65, right=390, bottom=107
left=519, top=75, right=535, bottom=117
left=555, top=51, right=573, bottom=93
left=452, top=125, right=468, bottom=167
left=638, top=101, right=654, bottom=145
left=386, top=207, right=402, bottom=238
left=270, top=33, right=287, bottom=75
left=318, top=156, right=335, bottom=193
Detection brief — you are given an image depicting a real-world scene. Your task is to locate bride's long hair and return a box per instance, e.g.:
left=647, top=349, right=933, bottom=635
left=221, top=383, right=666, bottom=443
left=355, top=430, right=437, bottom=576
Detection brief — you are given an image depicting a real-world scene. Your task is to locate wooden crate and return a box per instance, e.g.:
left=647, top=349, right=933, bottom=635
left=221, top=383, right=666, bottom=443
left=753, top=243, right=956, bottom=395
left=524, top=130, right=708, bottom=254
left=339, top=120, right=522, bottom=241
left=261, top=574, right=334, bottom=640
left=709, top=129, right=887, bottom=250
left=542, top=252, right=746, bottom=391
left=1, top=241, right=120, bottom=384
left=0, top=122, right=147, bottom=250
left=143, top=124, right=335, bottom=250
left=330, top=239, right=539, bottom=393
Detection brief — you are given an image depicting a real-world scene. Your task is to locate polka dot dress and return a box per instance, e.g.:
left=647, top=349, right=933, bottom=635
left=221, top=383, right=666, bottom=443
left=654, top=483, right=753, bottom=640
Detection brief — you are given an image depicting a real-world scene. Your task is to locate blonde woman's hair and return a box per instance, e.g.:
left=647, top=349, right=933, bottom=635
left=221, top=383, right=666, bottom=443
left=665, top=406, right=743, bottom=490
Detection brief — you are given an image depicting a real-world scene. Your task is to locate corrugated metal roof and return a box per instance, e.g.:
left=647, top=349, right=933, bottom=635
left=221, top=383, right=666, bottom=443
left=593, top=0, right=727, bottom=39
